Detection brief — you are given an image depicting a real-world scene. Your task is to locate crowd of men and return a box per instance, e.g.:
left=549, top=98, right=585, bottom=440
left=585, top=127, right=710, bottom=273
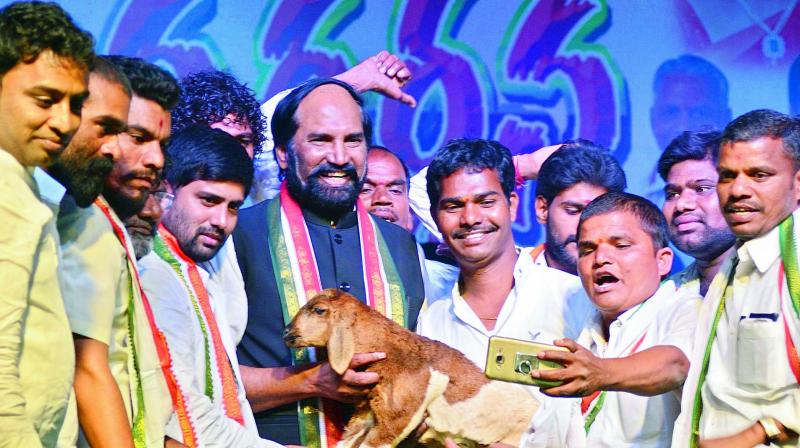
left=1, top=2, right=798, bottom=448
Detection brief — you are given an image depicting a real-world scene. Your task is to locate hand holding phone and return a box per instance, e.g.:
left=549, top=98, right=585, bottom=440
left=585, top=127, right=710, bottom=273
left=484, top=336, right=569, bottom=388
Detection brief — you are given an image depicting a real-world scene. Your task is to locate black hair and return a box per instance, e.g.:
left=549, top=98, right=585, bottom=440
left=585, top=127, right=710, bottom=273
left=426, top=138, right=515, bottom=209
left=369, top=145, right=410, bottom=186
left=164, top=125, right=254, bottom=197
left=653, top=54, right=728, bottom=101
left=657, top=130, right=721, bottom=181
left=91, top=55, right=131, bottom=97
left=271, top=77, right=372, bottom=179
left=536, top=140, right=627, bottom=204
left=172, top=70, right=265, bottom=155
left=106, top=55, right=180, bottom=111
left=721, top=109, right=800, bottom=169
left=0, top=1, right=94, bottom=76
left=578, top=191, right=669, bottom=251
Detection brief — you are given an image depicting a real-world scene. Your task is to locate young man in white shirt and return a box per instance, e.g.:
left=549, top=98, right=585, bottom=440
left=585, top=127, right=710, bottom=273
left=0, top=3, right=93, bottom=446
left=416, top=138, right=592, bottom=368
left=673, top=109, right=800, bottom=447
left=533, top=192, right=700, bottom=447
left=657, top=130, right=736, bottom=296
left=139, top=125, right=281, bottom=447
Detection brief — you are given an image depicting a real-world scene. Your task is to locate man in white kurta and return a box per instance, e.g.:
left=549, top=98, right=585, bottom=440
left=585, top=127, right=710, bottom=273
left=672, top=110, right=800, bottom=447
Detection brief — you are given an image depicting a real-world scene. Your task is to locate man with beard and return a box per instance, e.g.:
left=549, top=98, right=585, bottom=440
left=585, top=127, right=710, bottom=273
left=673, top=110, right=800, bottom=447
left=58, top=56, right=180, bottom=447
left=0, top=2, right=93, bottom=445
left=124, top=182, right=167, bottom=259
left=658, top=130, right=736, bottom=296
left=139, top=126, right=281, bottom=447
left=232, top=78, right=424, bottom=446
left=531, top=140, right=627, bottom=273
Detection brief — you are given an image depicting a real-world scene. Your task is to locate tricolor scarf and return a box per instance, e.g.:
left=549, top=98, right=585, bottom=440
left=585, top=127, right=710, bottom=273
left=688, top=214, right=800, bottom=447
left=267, top=182, right=407, bottom=448
left=94, top=197, right=197, bottom=447
left=152, top=224, right=245, bottom=426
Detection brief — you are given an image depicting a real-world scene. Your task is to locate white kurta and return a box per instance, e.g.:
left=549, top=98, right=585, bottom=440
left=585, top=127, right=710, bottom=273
left=672, top=208, right=800, bottom=447
left=140, top=250, right=282, bottom=448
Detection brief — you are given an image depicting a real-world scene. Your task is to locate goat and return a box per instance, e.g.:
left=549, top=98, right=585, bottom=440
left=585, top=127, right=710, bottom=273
left=283, top=289, right=539, bottom=448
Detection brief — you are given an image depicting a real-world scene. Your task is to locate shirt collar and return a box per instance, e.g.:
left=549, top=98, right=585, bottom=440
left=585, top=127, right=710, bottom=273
left=33, top=168, right=66, bottom=207
left=736, top=210, right=798, bottom=274
left=0, top=147, right=36, bottom=191
left=611, top=279, right=677, bottom=326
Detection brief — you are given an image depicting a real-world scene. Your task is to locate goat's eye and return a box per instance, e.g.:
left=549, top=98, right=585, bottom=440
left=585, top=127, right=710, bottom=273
left=312, top=307, right=326, bottom=315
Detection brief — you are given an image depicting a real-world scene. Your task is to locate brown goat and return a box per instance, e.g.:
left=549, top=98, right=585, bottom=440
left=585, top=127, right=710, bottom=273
left=283, top=289, right=538, bottom=448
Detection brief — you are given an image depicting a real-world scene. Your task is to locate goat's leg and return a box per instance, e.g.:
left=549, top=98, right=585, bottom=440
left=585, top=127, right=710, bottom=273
left=338, top=403, right=374, bottom=448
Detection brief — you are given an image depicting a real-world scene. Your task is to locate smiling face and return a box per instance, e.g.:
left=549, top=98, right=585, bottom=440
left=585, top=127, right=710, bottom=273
left=161, top=179, right=244, bottom=262
left=577, top=210, right=672, bottom=324
left=49, top=73, right=129, bottom=207
left=359, top=149, right=412, bottom=230
left=434, top=167, right=518, bottom=270
left=536, top=182, right=608, bottom=274
left=663, top=158, right=735, bottom=260
left=717, top=137, right=800, bottom=241
left=0, top=50, right=88, bottom=167
left=104, top=95, right=171, bottom=219
left=277, top=84, right=367, bottom=219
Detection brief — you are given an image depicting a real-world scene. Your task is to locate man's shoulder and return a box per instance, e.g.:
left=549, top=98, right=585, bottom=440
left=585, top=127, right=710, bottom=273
left=373, top=216, right=416, bottom=248
left=237, top=197, right=272, bottom=231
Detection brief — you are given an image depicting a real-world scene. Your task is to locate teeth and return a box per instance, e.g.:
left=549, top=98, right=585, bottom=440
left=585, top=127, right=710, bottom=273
left=325, top=172, right=346, bottom=178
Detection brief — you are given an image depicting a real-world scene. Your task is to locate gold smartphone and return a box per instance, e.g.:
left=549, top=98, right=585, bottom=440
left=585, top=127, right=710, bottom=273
left=484, top=336, right=568, bottom=388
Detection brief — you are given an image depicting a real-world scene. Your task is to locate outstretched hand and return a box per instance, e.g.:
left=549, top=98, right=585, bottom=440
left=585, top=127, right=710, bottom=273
left=532, top=338, right=608, bottom=397
left=334, top=50, right=416, bottom=107
left=313, top=352, right=385, bottom=403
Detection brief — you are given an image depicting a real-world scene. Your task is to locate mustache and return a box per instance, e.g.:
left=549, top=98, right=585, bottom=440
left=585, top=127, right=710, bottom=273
left=452, top=224, right=498, bottom=239
left=121, top=167, right=158, bottom=184
left=196, top=225, right=225, bottom=242
left=309, top=162, right=358, bottom=182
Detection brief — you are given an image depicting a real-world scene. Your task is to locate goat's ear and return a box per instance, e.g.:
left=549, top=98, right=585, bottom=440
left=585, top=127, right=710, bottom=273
left=328, top=325, right=354, bottom=375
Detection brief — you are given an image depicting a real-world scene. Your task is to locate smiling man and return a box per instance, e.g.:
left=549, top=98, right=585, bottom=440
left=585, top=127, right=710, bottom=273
left=138, top=125, right=281, bottom=446
left=673, top=110, right=800, bottom=448
left=533, top=192, right=699, bottom=447
left=658, top=130, right=736, bottom=296
left=232, top=78, right=424, bottom=445
left=0, top=2, right=93, bottom=445
left=415, top=139, right=593, bottom=446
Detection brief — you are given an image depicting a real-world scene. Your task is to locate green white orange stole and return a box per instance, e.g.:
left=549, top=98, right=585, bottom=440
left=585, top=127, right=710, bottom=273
left=267, top=183, right=407, bottom=448
left=688, top=214, right=800, bottom=447
left=153, top=224, right=246, bottom=427
left=94, top=197, right=197, bottom=447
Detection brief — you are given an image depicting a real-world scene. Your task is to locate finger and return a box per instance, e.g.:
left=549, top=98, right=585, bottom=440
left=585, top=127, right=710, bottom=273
left=537, top=350, right=573, bottom=364
left=539, top=382, right=585, bottom=397
left=342, top=370, right=380, bottom=386
left=394, top=65, right=412, bottom=83
left=374, top=50, right=390, bottom=64
left=554, top=338, right=580, bottom=353
left=349, top=352, right=386, bottom=368
left=381, top=54, right=400, bottom=75
left=444, top=438, right=460, bottom=448
left=530, top=368, right=568, bottom=382
left=397, top=91, right=416, bottom=108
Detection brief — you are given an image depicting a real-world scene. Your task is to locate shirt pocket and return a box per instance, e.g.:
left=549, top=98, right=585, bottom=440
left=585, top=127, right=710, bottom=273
left=736, top=318, right=792, bottom=389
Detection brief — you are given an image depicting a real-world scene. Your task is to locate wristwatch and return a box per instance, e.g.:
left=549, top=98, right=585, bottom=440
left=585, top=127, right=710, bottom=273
left=758, top=417, right=781, bottom=444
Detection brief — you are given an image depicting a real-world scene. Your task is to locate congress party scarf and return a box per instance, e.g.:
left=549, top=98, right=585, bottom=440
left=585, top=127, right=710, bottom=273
left=267, top=182, right=407, bottom=448
left=689, top=214, right=800, bottom=447
left=94, top=198, right=197, bottom=447
left=153, top=224, right=245, bottom=426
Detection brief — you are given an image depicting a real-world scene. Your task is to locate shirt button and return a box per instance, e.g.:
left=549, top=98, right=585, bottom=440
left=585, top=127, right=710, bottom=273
left=338, top=282, right=351, bottom=292
left=333, top=234, right=343, bottom=244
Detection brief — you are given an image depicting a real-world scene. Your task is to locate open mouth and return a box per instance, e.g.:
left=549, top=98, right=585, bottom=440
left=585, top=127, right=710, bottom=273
left=319, top=171, right=352, bottom=186
left=593, top=272, right=619, bottom=293
left=724, top=205, right=759, bottom=222
left=371, top=208, right=397, bottom=222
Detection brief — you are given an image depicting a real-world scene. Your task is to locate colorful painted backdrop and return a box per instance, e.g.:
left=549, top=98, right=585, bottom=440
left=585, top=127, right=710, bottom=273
left=36, top=0, right=799, bottom=245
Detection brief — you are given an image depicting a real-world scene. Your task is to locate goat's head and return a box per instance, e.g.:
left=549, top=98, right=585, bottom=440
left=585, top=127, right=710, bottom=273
left=283, top=289, right=362, bottom=375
